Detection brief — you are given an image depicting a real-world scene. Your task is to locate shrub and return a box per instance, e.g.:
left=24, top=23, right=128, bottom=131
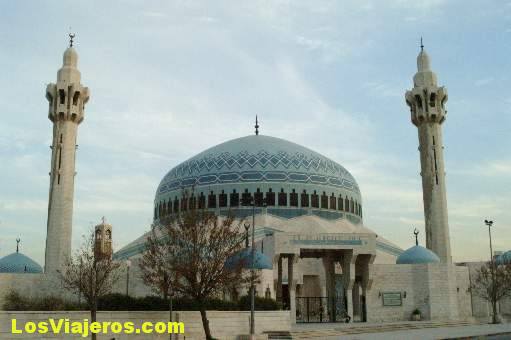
left=3, top=290, right=82, bottom=311
left=237, top=295, right=281, bottom=311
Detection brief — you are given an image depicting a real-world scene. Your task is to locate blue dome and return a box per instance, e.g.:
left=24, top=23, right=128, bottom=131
left=396, top=245, right=440, bottom=264
left=225, top=248, right=273, bottom=270
left=155, top=135, right=363, bottom=223
left=496, top=251, right=511, bottom=265
left=0, top=252, right=43, bottom=273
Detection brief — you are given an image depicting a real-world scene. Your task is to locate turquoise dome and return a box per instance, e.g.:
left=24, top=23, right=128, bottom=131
left=396, top=245, right=440, bottom=264
left=496, top=251, right=511, bottom=265
left=155, top=135, right=363, bottom=223
left=0, top=252, right=43, bottom=273
left=225, top=248, right=273, bottom=270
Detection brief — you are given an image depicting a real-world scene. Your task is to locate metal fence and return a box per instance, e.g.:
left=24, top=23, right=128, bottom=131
left=295, top=296, right=349, bottom=323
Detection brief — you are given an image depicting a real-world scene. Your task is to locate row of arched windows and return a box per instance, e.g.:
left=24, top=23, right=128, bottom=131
left=155, top=188, right=362, bottom=220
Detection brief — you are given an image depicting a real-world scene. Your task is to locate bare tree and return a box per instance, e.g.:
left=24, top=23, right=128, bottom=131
left=58, top=232, right=121, bottom=340
left=471, top=263, right=511, bottom=323
left=143, top=196, right=250, bottom=340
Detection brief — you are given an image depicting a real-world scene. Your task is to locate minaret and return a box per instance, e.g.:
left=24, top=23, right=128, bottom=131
left=405, top=42, right=451, bottom=263
left=94, top=217, right=113, bottom=260
left=44, top=34, right=90, bottom=274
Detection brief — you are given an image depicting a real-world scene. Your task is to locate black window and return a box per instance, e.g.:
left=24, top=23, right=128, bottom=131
left=321, top=192, right=328, bottom=209
left=266, top=188, right=275, bottom=206
left=301, top=190, right=309, bottom=207
left=338, top=195, right=343, bottom=211
left=278, top=189, right=287, bottom=206
left=189, top=194, right=196, bottom=210
left=242, top=189, right=252, bottom=206
left=230, top=190, right=239, bottom=207
left=154, top=206, right=157, bottom=220
left=173, top=197, right=179, bottom=212
left=219, top=190, right=227, bottom=208
left=198, top=192, right=206, bottom=209
left=290, top=189, right=298, bottom=207
left=167, top=200, right=172, bottom=215
left=254, top=188, right=264, bottom=206
left=359, top=204, right=362, bottom=217
left=311, top=191, right=319, bottom=208
left=161, top=200, right=166, bottom=217
left=354, top=201, right=358, bottom=215
left=345, top=197, right=349, bottom=212
left=208, top=191, right=216, bottom=208
left=329, top=193, right=336, bottom=210
left=350, top=198, right=354, bottom=213
left=180, top=198, right=187, bottom=211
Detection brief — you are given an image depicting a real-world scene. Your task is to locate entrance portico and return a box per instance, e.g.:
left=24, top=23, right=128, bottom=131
left=270, top=232, right=376, bottom=323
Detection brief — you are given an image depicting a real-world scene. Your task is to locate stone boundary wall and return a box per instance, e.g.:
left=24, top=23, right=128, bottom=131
left=0, top=310, right=290, bottom=340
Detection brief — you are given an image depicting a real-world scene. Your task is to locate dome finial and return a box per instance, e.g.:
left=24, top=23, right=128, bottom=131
left=101, top=216, right=107, bottom=224
left=413, top=228, right=419, bottom=246
left=255, top=115, right=259, bottom=136
left=16, top=238, right=20, bottom=253
left=69, top=32, right=75, bottom=48
left=420, top=37, right=424, bottom=52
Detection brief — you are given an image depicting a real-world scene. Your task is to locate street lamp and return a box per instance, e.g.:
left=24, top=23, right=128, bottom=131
left=126, top=259, right=132, bottom=296
left=484, top=220, right=494, bottom=264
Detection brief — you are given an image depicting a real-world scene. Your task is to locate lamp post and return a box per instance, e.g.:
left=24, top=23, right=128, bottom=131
left=126, top=259, right=132, bottom=296
left=484, top=220, right=494, bottom=265
left=485, top=219, right=497, bottom=323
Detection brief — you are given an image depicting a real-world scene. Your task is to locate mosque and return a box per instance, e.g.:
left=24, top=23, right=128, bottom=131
left=0, top=36, right=509, bottom=324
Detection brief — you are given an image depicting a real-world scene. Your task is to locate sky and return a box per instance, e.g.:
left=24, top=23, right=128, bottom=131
left=0, top=0, right=509, bottom=265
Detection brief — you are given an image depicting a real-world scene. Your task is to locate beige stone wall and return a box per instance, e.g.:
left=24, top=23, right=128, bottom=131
left=0, top=310, right=289, bottom=340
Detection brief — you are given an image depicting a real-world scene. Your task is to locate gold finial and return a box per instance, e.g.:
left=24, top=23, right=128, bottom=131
left=16, top=238, right=21, bottom=253
left=101, top=216, right=106, bottom=224
left=413, top=228, right=419, bottom=246
left=69, top=32, right=76, bottom=48
left=420, top=37, right=424, bottom=52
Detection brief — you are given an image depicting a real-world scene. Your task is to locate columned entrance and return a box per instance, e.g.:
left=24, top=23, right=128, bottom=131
left=272, top=233, right=376, bottom=323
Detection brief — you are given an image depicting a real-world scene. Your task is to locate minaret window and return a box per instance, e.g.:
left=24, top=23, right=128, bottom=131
left=278, top=189, right=287, bottom=206
left=429, top=92, right=436, bottom=107
left=290, top=189, right=298, bottom=207
left=329, top=193, right=336, bottom=210
left=73, top=91, right=80, bottom=106
left=219, top=190, right=227, bottom=208
left=311, top=191, right=319, bottom=208
left=321, top=192, right=328, bottom=209
left=266, top=188, right=275, bottom=206
left=254, top=188, right=263, bottom=206
left=338, top=195, right=344, bottom=211
left=106, top=230, right=111, bottom=240
left=208, top=191, right=217, bottom=208
left=301, top=190, right=309, bottom=207
left=59, top=89, right=65, bottom=105
left=230, top=190, right=239, bottom=207
left=415, top=95, right=422, bottom=110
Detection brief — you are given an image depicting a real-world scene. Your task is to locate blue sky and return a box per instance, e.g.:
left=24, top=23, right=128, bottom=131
left=0, top=0, right=509, bottom=264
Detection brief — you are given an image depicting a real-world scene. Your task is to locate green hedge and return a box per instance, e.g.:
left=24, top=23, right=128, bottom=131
left=3, top=290, right=280, bottom=311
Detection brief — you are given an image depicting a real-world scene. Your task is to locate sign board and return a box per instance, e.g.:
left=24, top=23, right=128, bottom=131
left=382, top=292, right=402, bottom=306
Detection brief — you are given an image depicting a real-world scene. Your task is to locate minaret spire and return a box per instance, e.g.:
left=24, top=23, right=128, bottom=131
left=44, top=37, right=90, bottom=274
left=16, top=238, right=20, bottom=253
left=405, top=46, right=451, bottom=263
left=255, top=115, right=259, bottom=136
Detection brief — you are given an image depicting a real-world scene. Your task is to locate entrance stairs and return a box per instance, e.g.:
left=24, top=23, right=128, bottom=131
left=267, top=320, right=477, bottom=339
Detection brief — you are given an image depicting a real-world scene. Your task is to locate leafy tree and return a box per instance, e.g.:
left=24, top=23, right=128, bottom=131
left=471, top=262, right=511, bottom=324
left=58, top=232, right=121, bottom=340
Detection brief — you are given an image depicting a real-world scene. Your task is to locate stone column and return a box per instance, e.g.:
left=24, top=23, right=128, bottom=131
left=288, top=254, right=296, bottom=324
left=276, top=255, right=283, bottom=304
left=342, top=252, right=357, bottom=319
left=322, top=256, right=335, bottom=320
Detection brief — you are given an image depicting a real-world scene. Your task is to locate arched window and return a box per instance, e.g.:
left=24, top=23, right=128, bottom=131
left=266, top=188, right=275, bottom=206
left=359, top=204, right=363, bottom=218
left=189, top=194, right=196, bottom=210
left=338, top=194, right=343, bottom=211
left=173, top=196, right=179, bottom=213
left=158, top=202, right=162, bottom=217
left=208, top=191, right=216, bottom=208
left=350, top=198, right=354, bottom=213
left=106, top=230, right=111, bottom=240
left=429, top=92, right=436, bottom=107
left=95, top=229, right=102, bottom=240
left=242, top=189, right=252, bottom=206
left=154, top=205, right=158, bottom=220
left=415, top=94, right=422, bottom=109
left=198, top=192, right=206, bottom=209
left=230, top=189, right=239, bottom=207
left=301, top=190, right=309, bottom=207
left=167, top=200, right=172, bottom=215
left=290, top=189, right=298, bottom=207
left=311, top=191, right=319, bottom=208
left=162, top=200, right=167, bottom=217
left=278, top=189, right=287, bottom=206
left=329, top=193, right=336, bottom=210
left=345, top=197, right=349, bottom=212
left=254, top=188, right=264, bottom=206
left=321, top=192, right=328, bottom=209
left=354, top=200, right=358, bottom=215
left=181, top=197, right=187, bottom=211
left=219, top=190, right=227, bottom=208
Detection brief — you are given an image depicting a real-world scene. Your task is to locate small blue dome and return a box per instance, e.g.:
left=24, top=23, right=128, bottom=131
left=396, top=245, right=440, bottom=265
left=225, top=248, right=273, bottom=270
left=0, top=252, right=43, bottom=273
left=496, top=251, right=511, bottom=265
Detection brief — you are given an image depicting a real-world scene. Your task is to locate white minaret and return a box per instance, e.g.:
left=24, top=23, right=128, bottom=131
left=405, top=42, right=451, bottom=263
left=44, top=34, right=90, bottom=274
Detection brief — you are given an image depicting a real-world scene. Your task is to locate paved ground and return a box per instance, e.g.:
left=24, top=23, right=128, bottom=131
left=289, top=321, right=511, bottom=339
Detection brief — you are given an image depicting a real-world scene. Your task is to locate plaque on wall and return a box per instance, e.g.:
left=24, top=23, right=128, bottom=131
left=382, top=292, right=402, bottom=306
